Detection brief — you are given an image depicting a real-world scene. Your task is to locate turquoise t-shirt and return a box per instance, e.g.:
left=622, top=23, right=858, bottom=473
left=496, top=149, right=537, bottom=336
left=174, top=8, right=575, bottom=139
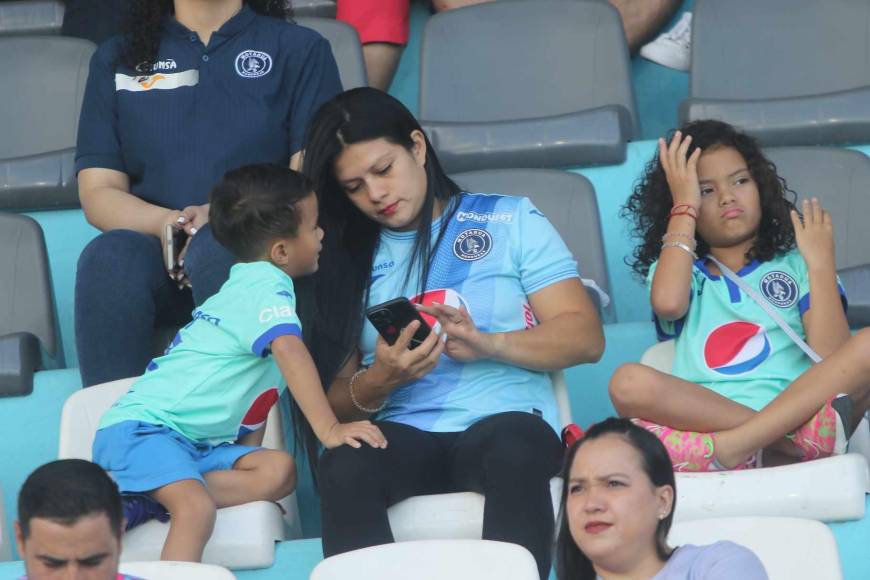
left=99, top=262, right=302, bottom=444
left=650, top=250, right=846, bottom=411
left=362, top=192, right=580, bottom=433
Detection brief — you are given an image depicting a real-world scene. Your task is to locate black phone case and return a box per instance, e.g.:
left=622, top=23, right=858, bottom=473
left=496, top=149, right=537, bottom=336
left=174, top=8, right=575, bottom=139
left=366, top=297, right=432, bottom=349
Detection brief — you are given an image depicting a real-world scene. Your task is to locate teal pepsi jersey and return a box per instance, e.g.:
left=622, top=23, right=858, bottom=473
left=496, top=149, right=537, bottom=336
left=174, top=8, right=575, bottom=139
left=99, top=262, right=302, bottom=443
left=362, top=193, right=580, bottom=433
left=650, top=250, right=847, bottom=411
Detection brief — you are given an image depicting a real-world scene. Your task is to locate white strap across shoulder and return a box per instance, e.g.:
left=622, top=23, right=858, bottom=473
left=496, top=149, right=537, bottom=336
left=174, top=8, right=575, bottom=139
left=706, top=256, right=822, bottom=364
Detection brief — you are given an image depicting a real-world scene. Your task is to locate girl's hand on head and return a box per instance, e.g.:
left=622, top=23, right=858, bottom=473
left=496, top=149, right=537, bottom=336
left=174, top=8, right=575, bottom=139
left=370, top=320, right=446, bottom=390
left=416, top=303, right=495, bottom=363
left=322, top=420, right=388, bottom=450
left=659, top=131, right=702, bottom=210
left=791, top=197, right=836, bottom=270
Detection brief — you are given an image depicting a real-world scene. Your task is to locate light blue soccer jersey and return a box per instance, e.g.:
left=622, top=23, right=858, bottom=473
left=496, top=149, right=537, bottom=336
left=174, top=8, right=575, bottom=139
left=650, top=250, right=847, bottom=411
left=99, top=262, right=302, bottom=444
left=362, top=193, right=580, bottom=433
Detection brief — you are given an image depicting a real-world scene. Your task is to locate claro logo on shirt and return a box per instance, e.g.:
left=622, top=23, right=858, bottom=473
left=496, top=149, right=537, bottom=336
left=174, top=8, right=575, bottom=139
left=115, top=70, right=199, bottom=92
left=259, top=305, right=296, bottom=323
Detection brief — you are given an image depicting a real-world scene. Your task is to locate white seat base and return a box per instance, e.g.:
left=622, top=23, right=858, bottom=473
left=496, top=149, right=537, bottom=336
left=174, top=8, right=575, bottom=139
left=310, top=539, right=538, bottom=580
left=120, top=560, right=236, bottom=579
left=674, top=454, right=868, bottom=523
left=669, top=516, right=843, bottom=580
left=122, top=501, right=283, bottom=570
left=387, top=479, right=562, bottom=542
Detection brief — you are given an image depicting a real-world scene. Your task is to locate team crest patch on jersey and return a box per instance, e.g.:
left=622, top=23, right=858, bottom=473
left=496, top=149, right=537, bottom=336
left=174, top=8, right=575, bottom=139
left=760, top=271, right=798, bottom=308
left=453, top=228, right=492, bottom=261
left=235, top=50, right=272, bottom=78
left=704, top=321, right=771, bottom=375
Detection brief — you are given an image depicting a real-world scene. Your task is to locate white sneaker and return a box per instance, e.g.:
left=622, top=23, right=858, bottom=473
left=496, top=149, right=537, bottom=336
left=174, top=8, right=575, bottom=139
left=640, top=11, right=692, bottom=71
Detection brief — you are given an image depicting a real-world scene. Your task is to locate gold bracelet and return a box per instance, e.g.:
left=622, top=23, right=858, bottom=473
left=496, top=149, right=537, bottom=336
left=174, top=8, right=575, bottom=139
left=661, top=241, right=698, bottom=260
left=348, top=368, right=387, bottom=414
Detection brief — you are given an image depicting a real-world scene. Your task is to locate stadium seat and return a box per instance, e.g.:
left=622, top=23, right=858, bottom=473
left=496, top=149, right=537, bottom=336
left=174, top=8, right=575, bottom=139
left=681, top=0, right=870, bottom=146
left=0, top=213, right=56, bottom=396
left=119, top=561, right=236, bottom=579
left=419, top=0, right=636, bottom=172
left=386, top=370, right=569, bottom=542
left=293, top=0, right=336, bottom=19
left=669, top=516, right=842, bottom=580
left=57, top=377, right=302, bottom=569
left=310, top=539, right=539, bottom=580
left=0, top=35, right=94, bottom=211
left=0, top=484, right=10, bottom=562
left=640, top=340, right=870, bottom=522
left=764, top=147, right=870, bottom=328
left=452, top=169, right=612, bottom=320
left=0, top=1, right=63, bottom=36
left=296, top=17, right=367, bottom=89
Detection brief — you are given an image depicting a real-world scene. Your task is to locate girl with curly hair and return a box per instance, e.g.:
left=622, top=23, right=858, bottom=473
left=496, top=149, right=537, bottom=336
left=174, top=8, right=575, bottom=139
left=74, top=0, right=342, bottom=387
left=610, top=119, right=869, bottom=471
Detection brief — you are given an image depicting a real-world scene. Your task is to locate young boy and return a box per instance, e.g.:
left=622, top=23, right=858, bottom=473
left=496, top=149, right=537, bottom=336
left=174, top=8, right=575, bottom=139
left=92, top=164, right=387, bottom=562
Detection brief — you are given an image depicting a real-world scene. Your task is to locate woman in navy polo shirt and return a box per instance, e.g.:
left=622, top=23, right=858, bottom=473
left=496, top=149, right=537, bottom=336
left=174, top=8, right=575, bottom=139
left=74, top=0, right=342, bottom=387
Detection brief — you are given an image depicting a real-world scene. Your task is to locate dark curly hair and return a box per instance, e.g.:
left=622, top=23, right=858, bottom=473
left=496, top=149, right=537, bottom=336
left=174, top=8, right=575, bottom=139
left=119, top=1, right=293, bottom=72
left=622, top=120, right=797, bottom=280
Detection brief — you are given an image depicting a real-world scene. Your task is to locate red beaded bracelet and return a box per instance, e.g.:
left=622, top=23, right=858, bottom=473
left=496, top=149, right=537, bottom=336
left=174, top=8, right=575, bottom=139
left=669, top=204, right=698, bottom=220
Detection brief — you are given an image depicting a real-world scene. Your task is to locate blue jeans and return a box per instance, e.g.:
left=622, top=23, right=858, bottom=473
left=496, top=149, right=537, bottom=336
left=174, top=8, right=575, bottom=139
left=75, top=225, right=235, bottom=387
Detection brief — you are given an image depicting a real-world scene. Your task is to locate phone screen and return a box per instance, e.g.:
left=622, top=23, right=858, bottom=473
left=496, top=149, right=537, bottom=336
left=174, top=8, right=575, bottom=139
left=366, top=298, right=432, bottom=349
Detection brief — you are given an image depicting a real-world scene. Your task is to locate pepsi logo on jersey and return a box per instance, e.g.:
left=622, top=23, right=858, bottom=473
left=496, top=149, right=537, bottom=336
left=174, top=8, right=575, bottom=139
left=704, top=321, right=771, bottom=375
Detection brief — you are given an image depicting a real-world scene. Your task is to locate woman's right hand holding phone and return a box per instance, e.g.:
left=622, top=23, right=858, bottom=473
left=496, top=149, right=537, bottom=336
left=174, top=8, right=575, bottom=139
left=659, top=130, right=702, bottom=211
left=368, top=320, right=445, bottom=392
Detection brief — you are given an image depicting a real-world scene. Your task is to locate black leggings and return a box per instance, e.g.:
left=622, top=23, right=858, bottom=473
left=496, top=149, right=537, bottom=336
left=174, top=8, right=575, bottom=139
left=318, top=411, right=563, bottom=579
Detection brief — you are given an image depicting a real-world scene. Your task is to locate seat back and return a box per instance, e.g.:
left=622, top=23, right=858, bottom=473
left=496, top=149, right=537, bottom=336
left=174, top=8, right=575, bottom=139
left=452, top=169, right=611, bottom=320
left=0, top=1, right=64, bottom=36
left=0, top=214, right=56, bottom=357
left=310, top=540, right=539, bottom=580
left=764, top=147, right=870, bottom=271
left=419, top=1, right=635, bottom=170
left=293, top=0, right=336, bottom=18
left=669, top=516, right=843, bottom=580
left=0, top=484, right=10, bottom=562
left=682, top=0, right=870, bottom=145
left=295, top=17, right=367, bottom=89
left=0, top=35, right=94, bottom=210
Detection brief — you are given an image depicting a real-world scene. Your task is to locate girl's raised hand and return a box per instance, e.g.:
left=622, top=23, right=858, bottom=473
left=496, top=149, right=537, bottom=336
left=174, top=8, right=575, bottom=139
left=791, top=197, right=836, bottom=270
left=659, top=131, right=703, bottom=210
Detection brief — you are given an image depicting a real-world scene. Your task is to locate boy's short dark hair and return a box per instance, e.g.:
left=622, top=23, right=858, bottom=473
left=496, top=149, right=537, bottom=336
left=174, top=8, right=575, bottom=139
left=209, top=163, right=314, bottom=261
left=18, top=459, right=123, bottom=539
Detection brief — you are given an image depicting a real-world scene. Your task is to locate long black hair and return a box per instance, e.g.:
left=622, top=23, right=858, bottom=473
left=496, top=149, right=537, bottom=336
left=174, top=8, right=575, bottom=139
left=295, top=88, right=462, bottom=474
left=622, top=119, right=797, bottom=280
left=555, top=418, right=676, bottom=580
left=119, top=1, right=292, bottom=72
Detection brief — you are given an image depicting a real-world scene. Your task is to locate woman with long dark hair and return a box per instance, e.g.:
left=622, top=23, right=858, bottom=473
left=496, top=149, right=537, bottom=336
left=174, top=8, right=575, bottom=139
left=299, top=87, right=605, bottom=579
left=74, top=0, right=341, bottom=387
left=556, top=418, right=767, bottom=579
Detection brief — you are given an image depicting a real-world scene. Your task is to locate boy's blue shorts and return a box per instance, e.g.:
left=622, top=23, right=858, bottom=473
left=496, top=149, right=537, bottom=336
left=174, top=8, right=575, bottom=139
left=93, top=420, right=261, bottom=493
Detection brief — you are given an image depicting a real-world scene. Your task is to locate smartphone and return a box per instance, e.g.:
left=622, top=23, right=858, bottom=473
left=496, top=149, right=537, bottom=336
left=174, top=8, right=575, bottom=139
left=366, top=297, right=433, bottom=349
left=163, top=223, right=188, bottom=272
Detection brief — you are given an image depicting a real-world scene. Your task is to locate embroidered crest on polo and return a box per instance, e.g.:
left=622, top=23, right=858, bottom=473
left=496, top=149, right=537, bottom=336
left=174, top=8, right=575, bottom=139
left=453, top=228, right=492, bottom=261
left=235, top=50, right=272, bottom=78
left=760, top=271, right=798, bottom=308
